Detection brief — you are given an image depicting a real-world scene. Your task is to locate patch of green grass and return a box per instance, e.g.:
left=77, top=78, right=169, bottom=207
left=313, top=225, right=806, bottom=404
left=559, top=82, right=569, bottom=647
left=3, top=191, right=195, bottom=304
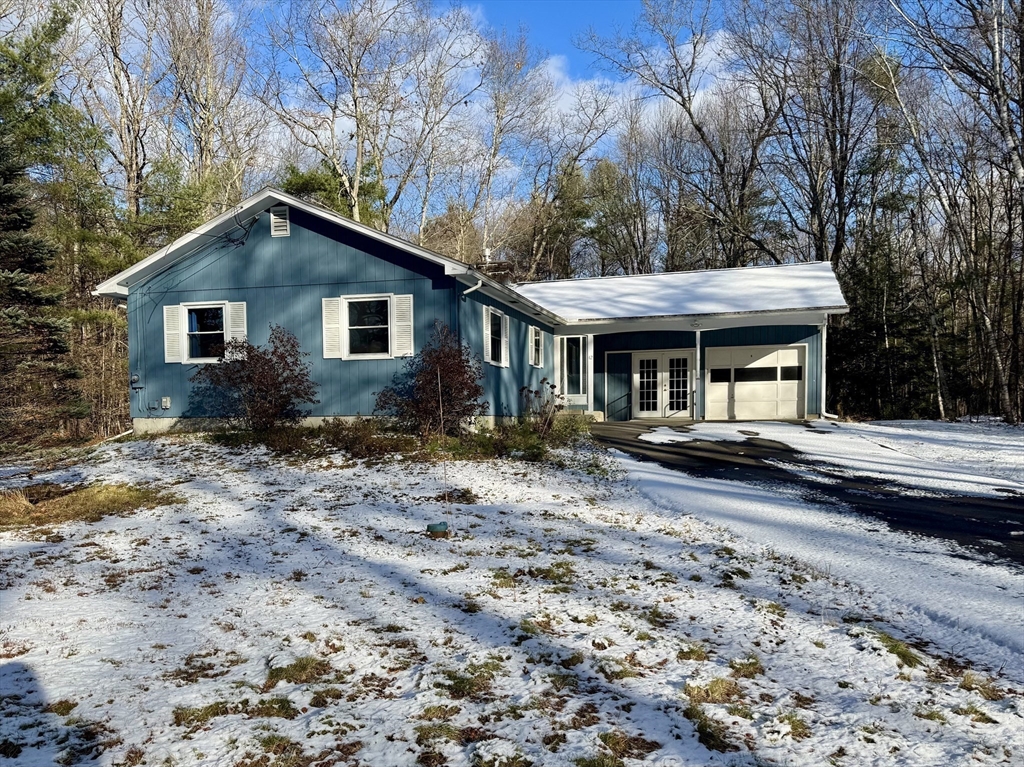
left=729, top=655, right=764, bottom=678
left=951, top=703, right=998, bottom=724
left=531, top=560, right=577, bottom=584
left=778, top=711, right=811, bottom=740
left=959, top=671, right=1003, bottom=701
left=573, top=756, right=624, bottom=767
left=0, top=483, right=182, bottom=529
left=677, top=643, right=709, bottom=662
left=419, top=704, right=461, bottom=720
left=682, top=703, right=738, bottom=753
left=548, top=672, right=578, bottom=692
left=914, top=707, right=947, bottom=724
left=725, top=704, right=753, bottom=719
left=308, top=687, right=345, bottom=707
left=685, top=678, right=743, bottom=704
left=248, top=697, right=299, bottom=719
left=172, top=701, right=233, bottom=729
left=43, top=699, right=78, bottom=717
left=436, top=657, right=504, bottom=701
left=597, top=730, right=661, bottom=759
left=642, top=603, right=674, bottom=628
left=873, top=630, right=922, bottom=668
left=414, top=722, right=460, bottom=746
left=490, top=568, right=518, bottom=589
left=263, top=656, right=333, bottom=691
left=473, top=752, right=533, bottom=767
left=596, top=658, right=639, bottom=682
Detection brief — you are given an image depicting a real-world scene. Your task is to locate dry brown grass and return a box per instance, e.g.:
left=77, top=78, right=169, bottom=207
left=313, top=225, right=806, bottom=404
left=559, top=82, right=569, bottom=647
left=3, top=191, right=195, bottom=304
left=685, top=678, right=743, bottom=704
left=0, top=484, right=181, bottom=529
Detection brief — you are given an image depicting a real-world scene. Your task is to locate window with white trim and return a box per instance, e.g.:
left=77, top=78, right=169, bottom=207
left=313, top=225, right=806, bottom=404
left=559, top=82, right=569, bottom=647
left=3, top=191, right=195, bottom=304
left=163, top=301, right=247, bottom=364
left=322, top=293, right=414, bottom=360
left=186, top=305, right=226, bottom=361
left=558, top=336, right=588, bottom=398
left=483, top=306, right=509, bottom=367
left=529, top=326, right=543, bottom=367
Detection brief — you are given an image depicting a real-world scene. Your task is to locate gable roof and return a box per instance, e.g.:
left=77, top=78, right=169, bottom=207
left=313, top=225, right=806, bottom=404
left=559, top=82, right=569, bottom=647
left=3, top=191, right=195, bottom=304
left=514, top=262, right=848, bottom=323
left=92, top=187, right=563, bottom=326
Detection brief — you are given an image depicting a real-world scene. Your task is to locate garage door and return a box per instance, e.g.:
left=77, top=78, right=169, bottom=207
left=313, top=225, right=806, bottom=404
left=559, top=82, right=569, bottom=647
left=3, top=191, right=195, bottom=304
left=705, top=346, right=805, bottom=420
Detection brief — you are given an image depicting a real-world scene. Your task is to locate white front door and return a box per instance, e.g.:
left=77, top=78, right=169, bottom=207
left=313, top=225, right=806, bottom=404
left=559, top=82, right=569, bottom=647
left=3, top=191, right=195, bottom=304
left=632, top=351, right=694, bottom=418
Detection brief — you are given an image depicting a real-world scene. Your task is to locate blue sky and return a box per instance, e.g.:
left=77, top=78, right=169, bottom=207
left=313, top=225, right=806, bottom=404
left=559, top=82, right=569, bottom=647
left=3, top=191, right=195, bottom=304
left=473, top=0, right=643, bottom=80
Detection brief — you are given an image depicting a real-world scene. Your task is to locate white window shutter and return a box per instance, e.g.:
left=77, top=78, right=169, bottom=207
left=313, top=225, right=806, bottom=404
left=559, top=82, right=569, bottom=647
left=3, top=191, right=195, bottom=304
left=392, top=294, right=414, bottom=357
left=227, top=302, right=247, bottom=342
left=482, top=305, right=492, bottom=364
left=322, top=297, right=343, bottom=359
left=501, top=312, right=510, bottom=367
left=538, top=329, right=544, bottom=366
left=163, top=304, right=182, bottom=363
left=270, top=206, right=290, bottom=237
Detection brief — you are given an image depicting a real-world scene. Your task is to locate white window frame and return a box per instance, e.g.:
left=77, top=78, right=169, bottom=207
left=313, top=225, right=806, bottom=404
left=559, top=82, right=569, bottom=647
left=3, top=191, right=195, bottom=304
left=529, top=326, right=544, bottom=368
left=558, top=335, right=589, bottom=405
left=483, top=306, right=509, bottom=367
left=342, top=293, right=394, bottom=360
left=181, top=301, right=230, bottom=364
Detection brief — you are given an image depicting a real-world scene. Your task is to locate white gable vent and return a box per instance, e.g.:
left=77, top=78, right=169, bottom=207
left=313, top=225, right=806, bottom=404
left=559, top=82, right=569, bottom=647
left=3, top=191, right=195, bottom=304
left=269, top=206, right=290, bottom=237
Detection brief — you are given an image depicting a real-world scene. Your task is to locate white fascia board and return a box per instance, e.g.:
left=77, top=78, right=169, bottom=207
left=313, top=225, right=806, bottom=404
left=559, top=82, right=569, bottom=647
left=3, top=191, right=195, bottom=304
left=456, top=274, right=565, bottom=327
left=555, top=309, right=841, bottom=335
left=92, top=188, right=472, bottom=299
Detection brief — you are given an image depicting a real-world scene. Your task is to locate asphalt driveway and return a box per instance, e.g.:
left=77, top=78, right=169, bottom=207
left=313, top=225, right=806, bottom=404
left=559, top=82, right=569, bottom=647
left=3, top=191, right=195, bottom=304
left=592, top=421, right=1024, bottom=567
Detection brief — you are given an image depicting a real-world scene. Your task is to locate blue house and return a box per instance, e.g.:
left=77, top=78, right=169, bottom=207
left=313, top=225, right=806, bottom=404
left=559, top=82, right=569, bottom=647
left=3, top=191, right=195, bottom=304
left=94, top=189, right=848, bottom=433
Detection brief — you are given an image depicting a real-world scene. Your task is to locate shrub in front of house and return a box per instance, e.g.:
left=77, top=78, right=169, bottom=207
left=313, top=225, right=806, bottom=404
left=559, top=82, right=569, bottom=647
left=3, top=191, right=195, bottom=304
left=375, top=322, right=488, bottom=440
left=188, top=324, right=319, bottom=432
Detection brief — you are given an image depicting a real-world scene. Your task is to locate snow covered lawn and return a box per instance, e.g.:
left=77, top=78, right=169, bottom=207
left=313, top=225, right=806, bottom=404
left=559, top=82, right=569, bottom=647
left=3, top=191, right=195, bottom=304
left=0, top=430, right=1021, bottom=766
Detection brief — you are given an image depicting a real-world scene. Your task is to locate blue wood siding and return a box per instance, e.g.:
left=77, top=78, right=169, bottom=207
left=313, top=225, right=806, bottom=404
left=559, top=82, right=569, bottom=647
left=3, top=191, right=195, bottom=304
left=594, top=331, right=697, bottom=420
left=128, top=207, right=461, bottom=419
left=457, top=288, right=555, bottom=417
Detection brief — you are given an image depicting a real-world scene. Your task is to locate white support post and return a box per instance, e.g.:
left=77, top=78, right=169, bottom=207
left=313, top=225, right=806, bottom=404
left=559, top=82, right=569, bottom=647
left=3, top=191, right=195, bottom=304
left=694, top=329, right=701, bottom=421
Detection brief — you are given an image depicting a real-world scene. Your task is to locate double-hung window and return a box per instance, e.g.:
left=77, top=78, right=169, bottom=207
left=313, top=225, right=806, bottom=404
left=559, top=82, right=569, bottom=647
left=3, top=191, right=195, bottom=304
left=322, top=293, right=414, bottom=360
left=347, top=297, right=391, bottom=356
left=483, top=307, right=509, bottom=367
left=529, top=326, right=544, bottom=368
left=558, top=335, right=588, bottom=404
left=162, top=301, right=247, bottom=364
left=186, top=305, right=227, bottom=362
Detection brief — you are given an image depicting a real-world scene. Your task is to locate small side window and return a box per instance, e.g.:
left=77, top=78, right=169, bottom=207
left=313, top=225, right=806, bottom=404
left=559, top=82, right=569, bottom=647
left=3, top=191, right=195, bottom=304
left=529, top=326, right=543, bottom=367
left=185, top=305, right=226, bottom=362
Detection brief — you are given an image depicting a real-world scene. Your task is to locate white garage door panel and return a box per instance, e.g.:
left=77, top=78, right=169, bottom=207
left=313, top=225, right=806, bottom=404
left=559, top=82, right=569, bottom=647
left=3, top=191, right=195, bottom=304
left=705, top=345, right=806, bottom=421
left=706, top=348, right=733, bottom=366
left=735, top=400, right=779, bottom=420
left=734, top=382, right=779, bottom=400
left=778, top=348, right=801, bottom=366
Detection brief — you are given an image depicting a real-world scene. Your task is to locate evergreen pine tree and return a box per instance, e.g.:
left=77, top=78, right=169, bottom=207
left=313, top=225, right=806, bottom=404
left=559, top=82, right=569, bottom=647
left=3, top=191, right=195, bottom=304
left=0, top=142, right=79, bottom=438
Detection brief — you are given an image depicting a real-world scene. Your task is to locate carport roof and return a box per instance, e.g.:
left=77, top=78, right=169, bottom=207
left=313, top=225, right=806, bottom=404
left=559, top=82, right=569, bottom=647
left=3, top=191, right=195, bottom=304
left=513, top=261, right=849, bottom=323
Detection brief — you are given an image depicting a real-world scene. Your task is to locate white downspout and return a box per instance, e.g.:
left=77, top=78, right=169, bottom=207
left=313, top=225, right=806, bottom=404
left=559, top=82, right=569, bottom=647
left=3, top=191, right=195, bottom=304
left=821, top=320, right=839, bottom=419
left=694, top=329, right=701, bottom=421
left=462, top=279, right=483, bottom=297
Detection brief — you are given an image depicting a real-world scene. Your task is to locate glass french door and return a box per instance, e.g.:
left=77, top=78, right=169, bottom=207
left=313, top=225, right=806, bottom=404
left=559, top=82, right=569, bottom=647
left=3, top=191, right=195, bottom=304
left=632, top=351, right=694, bottom=418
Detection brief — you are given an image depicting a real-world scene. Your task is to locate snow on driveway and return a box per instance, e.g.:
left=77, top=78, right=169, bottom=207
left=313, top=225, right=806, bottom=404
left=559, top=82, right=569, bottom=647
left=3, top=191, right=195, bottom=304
left=626, top=419, right=1024, bottom=681
left=637, top=420, right=1024, bottom=497
left=0, top=431, right=1022, bottom=767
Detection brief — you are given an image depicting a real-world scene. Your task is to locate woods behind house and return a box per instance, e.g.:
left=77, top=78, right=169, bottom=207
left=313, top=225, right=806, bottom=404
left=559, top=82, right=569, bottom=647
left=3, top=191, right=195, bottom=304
left=0, top=0, right=1020, bottom=445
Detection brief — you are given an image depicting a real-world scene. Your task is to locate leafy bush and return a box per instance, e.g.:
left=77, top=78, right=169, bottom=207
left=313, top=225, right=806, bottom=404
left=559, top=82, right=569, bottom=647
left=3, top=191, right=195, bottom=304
left=375, top=322, right=487, bottom=439
left=188, top=325, right=319, bottom=432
